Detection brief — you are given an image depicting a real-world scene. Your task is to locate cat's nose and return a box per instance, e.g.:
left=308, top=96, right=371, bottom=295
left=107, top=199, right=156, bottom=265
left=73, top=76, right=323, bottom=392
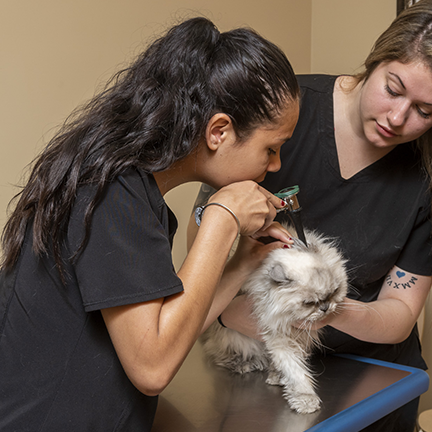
left=320, top=303, right=329, bottom=313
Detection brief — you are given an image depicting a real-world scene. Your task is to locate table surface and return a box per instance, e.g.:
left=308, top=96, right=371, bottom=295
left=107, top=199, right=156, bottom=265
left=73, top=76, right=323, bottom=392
left=152, top=343, right=429, bottom=432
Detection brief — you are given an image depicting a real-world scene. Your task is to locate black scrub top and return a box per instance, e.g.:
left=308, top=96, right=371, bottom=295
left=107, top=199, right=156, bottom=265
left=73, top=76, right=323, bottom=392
left=261, top=75, right=432, bottom=368
left=0, top=168, right=184, bottom=431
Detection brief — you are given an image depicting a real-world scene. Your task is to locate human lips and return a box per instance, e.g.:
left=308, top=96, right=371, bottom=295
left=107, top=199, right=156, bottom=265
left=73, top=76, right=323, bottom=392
left=376, top=121, right=398, bottom=138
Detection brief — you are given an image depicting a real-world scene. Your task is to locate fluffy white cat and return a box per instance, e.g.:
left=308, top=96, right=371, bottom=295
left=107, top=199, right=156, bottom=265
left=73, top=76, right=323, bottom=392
left=200, top=226, right=348, bottom=414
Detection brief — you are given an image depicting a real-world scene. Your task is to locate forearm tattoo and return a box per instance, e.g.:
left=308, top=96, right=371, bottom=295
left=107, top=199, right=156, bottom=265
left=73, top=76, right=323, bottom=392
left=385, top=270, right=418, bottom=290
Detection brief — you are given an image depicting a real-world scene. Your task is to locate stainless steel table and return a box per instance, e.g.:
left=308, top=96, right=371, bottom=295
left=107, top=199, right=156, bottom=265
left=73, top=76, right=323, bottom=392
left=152, top=343, right=429, bottom=431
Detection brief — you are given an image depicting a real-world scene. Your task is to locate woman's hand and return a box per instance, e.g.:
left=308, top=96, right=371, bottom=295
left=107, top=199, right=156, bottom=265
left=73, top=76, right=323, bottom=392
left=200, top=221, right=293, bottom=333
left=209, top=181, right=288, bottom=237
left=229, top=222, right=293, bottom=274
left=251, top=221, right=293, bottom=243
left=220, top=294, right=264, bottom=340
left=292, top=314, right=337, bottom=331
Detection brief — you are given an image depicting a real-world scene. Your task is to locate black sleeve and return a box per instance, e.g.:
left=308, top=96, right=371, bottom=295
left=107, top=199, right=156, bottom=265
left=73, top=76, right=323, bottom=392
left=71, top=174, right=184, bottom=312
left=396, top=194, right=432, bottom=276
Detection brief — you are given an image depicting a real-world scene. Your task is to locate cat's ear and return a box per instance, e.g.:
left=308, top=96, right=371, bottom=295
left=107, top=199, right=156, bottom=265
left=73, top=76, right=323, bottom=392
left=269, top=263, right=289, bottom=283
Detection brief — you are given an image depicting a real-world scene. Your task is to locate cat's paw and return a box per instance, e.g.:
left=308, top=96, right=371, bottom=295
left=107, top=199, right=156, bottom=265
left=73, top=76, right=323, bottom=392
left=232, top=362, right=257, bottom=374
left=266, top=370, right=284, bottom=386
left=286, top=392, right=321, bottom=414
left=220, top=356, right=267, bottom=374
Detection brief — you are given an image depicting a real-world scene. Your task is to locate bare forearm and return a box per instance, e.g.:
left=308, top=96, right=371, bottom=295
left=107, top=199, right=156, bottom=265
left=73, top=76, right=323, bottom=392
left=218, top=296, right=419, bottom=346
left=330, top=297, right=418, bottom=344
left=220, top=294, right=262, bottom=340
left=330, top=269, right=431, bottom=344
left=159, top=208, right=239, bottom=351
left=200, top=257, right=252, bottom=332
left=103, top=207, right=239, bottom=394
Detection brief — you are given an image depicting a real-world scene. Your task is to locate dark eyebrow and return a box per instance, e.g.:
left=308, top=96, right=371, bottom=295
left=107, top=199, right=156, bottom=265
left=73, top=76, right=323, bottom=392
left=389, top=72, right=405, bottom=89
left=389, top=71, right=432, bottom=106
left=280, top=136, right=292, bottom=142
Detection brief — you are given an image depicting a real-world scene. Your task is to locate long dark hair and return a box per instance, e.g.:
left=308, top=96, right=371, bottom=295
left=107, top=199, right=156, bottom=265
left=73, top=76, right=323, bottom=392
left=1, top=17, right=299, bottom=278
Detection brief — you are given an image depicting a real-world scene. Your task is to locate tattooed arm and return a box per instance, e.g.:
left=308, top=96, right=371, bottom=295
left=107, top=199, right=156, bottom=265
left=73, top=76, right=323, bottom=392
left=222, top=265, right=431, bottom=344
left=325, top=265, right=431, bottom=344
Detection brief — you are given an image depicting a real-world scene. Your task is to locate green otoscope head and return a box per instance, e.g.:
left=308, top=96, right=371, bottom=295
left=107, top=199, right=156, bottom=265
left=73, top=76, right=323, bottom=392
left=275, top=186, right=300, bottom=212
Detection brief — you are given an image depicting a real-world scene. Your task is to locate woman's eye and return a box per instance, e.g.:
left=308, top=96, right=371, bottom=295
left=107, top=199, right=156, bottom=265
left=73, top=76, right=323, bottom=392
left=385, top=82, right=430, bottom=119
left=385, top=84, right=399, bottom=97
left=417, top=106, right=431, bottom=119
left=268, top=148, right=277, bottom=156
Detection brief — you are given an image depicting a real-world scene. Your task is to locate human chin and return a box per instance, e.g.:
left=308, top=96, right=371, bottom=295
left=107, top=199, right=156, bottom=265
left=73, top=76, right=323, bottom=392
left=254, top=172, right=267, bottom=183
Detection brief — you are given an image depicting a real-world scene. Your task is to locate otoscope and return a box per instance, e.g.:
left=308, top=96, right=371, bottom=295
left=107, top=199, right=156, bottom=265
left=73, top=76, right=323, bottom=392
left=275, top=186, right=308, bottom=247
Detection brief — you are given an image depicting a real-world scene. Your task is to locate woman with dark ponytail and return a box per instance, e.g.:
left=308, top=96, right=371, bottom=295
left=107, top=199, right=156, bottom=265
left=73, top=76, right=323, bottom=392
left=0, top=17, right=299, bottom=431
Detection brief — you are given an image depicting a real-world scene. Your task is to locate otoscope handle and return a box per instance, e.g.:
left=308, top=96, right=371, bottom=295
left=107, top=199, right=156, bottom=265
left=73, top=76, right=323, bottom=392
left=289, top=210, right=308, bottom=247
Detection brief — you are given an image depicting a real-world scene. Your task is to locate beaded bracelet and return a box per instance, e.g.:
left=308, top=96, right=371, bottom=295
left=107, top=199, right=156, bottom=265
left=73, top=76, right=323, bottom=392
left=194, top=202, right=240, bottom=237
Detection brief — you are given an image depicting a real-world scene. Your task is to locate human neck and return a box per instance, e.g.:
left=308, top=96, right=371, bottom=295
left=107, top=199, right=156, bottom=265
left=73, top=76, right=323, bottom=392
left=153, top=153, right=200, bottom=196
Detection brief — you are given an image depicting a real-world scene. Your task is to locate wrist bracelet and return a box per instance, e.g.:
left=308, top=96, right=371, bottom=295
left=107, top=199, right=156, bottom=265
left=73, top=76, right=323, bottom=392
left=217, top=314, right=227, bottom=328
left=194, top=202, right=240, bottom=237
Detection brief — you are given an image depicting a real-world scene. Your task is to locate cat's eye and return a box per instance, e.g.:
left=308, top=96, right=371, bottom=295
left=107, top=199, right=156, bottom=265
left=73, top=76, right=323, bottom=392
left=303, top=300, right=316, bottom=307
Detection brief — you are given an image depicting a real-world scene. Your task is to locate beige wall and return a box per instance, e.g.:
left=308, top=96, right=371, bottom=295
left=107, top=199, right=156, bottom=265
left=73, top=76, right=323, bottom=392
left=311, top=0, right=395, bottom=75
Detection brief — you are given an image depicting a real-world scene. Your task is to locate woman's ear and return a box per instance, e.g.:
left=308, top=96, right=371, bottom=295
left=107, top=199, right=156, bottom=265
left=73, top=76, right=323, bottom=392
left=205, top=113, right=236, bottom=151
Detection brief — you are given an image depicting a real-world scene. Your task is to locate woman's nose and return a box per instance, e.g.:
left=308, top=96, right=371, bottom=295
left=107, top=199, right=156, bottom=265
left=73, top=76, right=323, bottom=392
left=388, top=100, right=410, bottom=127
left=267, top=151, right=282, bottom=173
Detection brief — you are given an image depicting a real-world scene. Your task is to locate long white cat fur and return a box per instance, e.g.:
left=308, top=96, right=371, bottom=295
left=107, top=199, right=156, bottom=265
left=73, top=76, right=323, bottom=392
left=200, top=225, right=348, bottom=414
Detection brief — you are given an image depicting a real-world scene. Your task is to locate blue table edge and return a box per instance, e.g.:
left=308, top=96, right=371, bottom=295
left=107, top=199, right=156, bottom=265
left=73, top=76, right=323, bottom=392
left=306, top=354, right=430, bottom=432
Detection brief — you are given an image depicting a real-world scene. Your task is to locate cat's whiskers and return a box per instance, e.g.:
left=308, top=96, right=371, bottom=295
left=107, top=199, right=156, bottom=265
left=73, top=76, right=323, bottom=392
left=347, top=284, right=360, bottom=297
left=340, top=301, right=385, bottom=324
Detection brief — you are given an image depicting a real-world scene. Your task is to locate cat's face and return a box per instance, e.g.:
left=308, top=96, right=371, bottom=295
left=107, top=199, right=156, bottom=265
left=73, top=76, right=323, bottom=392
left=263, top=242, right=348, bottom=323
